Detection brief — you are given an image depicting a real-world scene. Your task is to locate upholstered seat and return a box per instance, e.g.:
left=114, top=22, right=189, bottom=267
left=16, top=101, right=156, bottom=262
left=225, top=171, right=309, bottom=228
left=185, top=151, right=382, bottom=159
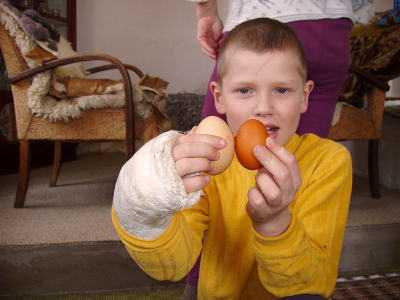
left=0, top=3, right=172, bottom=208
left=329, top=23, right=400, bottom=198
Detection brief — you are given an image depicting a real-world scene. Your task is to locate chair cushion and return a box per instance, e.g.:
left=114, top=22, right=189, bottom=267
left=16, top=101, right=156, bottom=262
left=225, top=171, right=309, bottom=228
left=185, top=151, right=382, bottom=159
left=340, top=23, right=400, bottom=108
left=0, top=3, right=170, bottom=128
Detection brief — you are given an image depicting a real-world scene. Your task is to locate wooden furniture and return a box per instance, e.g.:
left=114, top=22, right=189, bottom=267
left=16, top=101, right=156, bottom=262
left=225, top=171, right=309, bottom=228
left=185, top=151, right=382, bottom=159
left=0, top=86, right=77, bottom=177
left=0, top=0, right=78, bottom=176
left=329, top=66, right=390, bottom=198
left=0, top=7, right=143, bottom=208
left=328, top=24, right=400, bottom=198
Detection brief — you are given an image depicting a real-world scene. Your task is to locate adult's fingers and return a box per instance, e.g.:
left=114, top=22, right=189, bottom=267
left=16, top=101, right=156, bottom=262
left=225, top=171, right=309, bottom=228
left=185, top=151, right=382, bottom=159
left=201, top=46, right=217, bottom=60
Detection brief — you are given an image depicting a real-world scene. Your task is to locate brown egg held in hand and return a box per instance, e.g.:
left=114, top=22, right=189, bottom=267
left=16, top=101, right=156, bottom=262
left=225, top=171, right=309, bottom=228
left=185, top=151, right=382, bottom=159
left=195, top=116, right=235, bottom=175
left=235, top=119, right=269, bottom=170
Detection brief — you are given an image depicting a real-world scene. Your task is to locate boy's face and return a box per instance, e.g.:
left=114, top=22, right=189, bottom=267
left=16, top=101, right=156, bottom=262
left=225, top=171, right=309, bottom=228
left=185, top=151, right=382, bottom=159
left=211, top=49, right=314, bottom=146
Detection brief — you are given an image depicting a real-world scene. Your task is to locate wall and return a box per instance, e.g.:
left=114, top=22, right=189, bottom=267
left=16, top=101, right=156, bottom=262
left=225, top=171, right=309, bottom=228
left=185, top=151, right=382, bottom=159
left=76, top=0, right=226, bottom=95
left=76, top=0, right=397, bottom=96
left=76, top=1, right=399, bottom=189
left=372, top=0, right=395, bottom=11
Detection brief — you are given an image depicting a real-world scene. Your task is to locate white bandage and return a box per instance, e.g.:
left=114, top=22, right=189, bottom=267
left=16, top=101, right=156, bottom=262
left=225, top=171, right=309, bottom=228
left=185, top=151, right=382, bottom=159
left=113, top=131, right=203, bottom=240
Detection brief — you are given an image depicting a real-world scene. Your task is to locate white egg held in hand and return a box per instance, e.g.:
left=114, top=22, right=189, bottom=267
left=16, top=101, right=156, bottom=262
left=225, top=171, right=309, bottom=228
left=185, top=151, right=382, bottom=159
left=195, top=116, right=235, bottom=175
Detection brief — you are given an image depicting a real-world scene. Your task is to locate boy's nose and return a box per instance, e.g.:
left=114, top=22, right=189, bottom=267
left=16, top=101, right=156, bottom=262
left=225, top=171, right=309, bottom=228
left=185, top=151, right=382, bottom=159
left=253, top=94, right=273, bottom=116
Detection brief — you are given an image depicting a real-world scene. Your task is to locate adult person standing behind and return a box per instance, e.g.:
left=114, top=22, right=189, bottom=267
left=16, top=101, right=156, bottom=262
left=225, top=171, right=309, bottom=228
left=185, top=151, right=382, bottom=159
left=190, top=0, right=373, bottom=138
left=181, top=1, right=373, bottom=299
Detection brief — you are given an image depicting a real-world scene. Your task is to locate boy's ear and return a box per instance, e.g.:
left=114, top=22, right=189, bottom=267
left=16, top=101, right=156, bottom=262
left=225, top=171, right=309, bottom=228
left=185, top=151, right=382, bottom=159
left=210, top=81, right=226, bottom=114
left=301, top=80, right=314, bottom=114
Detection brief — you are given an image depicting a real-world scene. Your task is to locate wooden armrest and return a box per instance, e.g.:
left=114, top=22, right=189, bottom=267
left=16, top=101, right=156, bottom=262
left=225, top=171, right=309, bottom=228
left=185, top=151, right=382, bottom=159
left=85, top=64, right=144, bottom=79
left=9, top=54, right=133, bottom=84
left=349, top=65, right=390, bottom=92
left=8, top=53, right=135, bottom=143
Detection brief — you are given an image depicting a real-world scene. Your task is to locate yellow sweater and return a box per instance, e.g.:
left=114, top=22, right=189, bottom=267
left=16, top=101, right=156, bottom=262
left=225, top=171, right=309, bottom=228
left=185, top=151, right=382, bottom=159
left=112, top=133, right=352, bottom=299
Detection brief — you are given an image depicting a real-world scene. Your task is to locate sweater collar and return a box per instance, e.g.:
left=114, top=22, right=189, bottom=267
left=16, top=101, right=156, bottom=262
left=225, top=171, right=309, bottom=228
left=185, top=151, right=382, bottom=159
left=284, top=134, right=301, bottom=155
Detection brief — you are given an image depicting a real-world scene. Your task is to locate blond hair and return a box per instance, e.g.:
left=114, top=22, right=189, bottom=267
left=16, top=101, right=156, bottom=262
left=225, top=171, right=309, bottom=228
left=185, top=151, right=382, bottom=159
left=217, top=18, right=307, bottom=84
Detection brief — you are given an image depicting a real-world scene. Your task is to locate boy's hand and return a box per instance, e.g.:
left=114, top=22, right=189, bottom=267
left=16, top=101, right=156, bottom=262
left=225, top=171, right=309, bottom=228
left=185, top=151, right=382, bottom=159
left=172, top=127, right=227, bottom=194
left=246, top=137, right=302, bottom=238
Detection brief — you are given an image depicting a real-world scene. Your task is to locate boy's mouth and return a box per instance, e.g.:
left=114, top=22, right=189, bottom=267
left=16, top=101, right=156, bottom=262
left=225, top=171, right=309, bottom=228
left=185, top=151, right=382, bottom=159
left=266, top=126, right=278, bottom=135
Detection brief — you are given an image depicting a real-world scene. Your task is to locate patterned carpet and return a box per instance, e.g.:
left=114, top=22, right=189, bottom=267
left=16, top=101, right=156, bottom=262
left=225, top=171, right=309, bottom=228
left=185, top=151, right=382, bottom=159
left=331, top=273, right=400, bottom=299
left=1, top=274, right=399, bottom=299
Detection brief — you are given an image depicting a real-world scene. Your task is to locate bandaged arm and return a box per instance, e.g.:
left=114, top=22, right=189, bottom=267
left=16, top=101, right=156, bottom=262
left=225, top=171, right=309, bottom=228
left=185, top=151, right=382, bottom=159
left=113, top=131, right=203, bottom=240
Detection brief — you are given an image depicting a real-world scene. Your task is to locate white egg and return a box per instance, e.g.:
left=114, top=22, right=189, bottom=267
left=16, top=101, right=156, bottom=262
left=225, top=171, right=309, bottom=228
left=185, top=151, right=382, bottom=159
left=195, top=116, right=235, bottom=175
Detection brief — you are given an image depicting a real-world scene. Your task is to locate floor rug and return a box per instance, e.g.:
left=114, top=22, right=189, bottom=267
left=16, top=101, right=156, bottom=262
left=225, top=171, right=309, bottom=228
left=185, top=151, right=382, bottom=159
left=331, top=273, right=400, bottom=299
left=0, top=286, right=186, bottom=300
left=1, top=274, right=399, bottom=299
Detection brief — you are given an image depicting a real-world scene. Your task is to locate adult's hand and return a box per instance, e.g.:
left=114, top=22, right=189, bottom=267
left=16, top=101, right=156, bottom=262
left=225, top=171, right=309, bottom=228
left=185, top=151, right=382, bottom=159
left=196, top=0, right=223, bottom=60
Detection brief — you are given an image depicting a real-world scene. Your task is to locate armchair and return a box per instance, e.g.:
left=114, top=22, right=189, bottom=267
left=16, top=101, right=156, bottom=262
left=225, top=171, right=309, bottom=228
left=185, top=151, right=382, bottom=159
left=329, top=66, right=390, bottom=198
left=329, top=23, right=400, bottom=198
left=0, top=3, right=172, bottom=208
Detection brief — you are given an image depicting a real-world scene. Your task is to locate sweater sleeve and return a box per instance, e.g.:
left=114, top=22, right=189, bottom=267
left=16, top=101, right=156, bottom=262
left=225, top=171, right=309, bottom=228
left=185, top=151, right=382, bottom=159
left=253, top=143, right=352, bottom=298
left=111, top=195, right=209, bottom=281
left=112, top=130, right=209, bottom=281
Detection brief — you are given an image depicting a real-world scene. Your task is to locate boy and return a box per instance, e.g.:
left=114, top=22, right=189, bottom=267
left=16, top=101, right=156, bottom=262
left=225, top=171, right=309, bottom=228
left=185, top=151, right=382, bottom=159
left=112, top=18, right=352, bottom=299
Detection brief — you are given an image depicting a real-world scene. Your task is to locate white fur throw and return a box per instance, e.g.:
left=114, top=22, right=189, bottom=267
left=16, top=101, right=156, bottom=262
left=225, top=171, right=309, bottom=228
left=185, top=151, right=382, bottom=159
left=0, top=3, right=145, bottom=123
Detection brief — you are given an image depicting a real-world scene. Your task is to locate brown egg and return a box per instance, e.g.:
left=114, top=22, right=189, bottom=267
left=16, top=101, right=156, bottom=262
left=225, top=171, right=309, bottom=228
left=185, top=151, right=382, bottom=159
left=195, top=116, right=235, bottom=175
left=235, top=119, right=269, bottom=170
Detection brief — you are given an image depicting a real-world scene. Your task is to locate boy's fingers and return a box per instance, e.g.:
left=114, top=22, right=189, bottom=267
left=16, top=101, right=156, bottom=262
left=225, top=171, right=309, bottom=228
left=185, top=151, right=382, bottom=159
left=266, top=137, right=301, bottom=190
left=182, top=174, right=210, bottom=194
left=173, top=134, right=226, bottom=163
left=254, top=138, right=301, bottom=192
left=186, top=126, right=197, bottom=134
left=175, top=132, right=226, bottom=150
left=174, top=141, right=220, bottom=162
left=175, top=158, right=213, bottom=178
left=253, top=145, right=285, bottom=184
left=247, top=187, right=273, bottom=223
left=255, top=173, right=281, bottom=208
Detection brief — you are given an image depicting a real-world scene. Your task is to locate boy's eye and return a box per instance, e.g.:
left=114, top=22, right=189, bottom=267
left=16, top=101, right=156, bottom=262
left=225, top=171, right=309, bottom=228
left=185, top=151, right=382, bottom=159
left=277, top=88, right=287, bottom=94
left=239, top=88, right=250, bottom=94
